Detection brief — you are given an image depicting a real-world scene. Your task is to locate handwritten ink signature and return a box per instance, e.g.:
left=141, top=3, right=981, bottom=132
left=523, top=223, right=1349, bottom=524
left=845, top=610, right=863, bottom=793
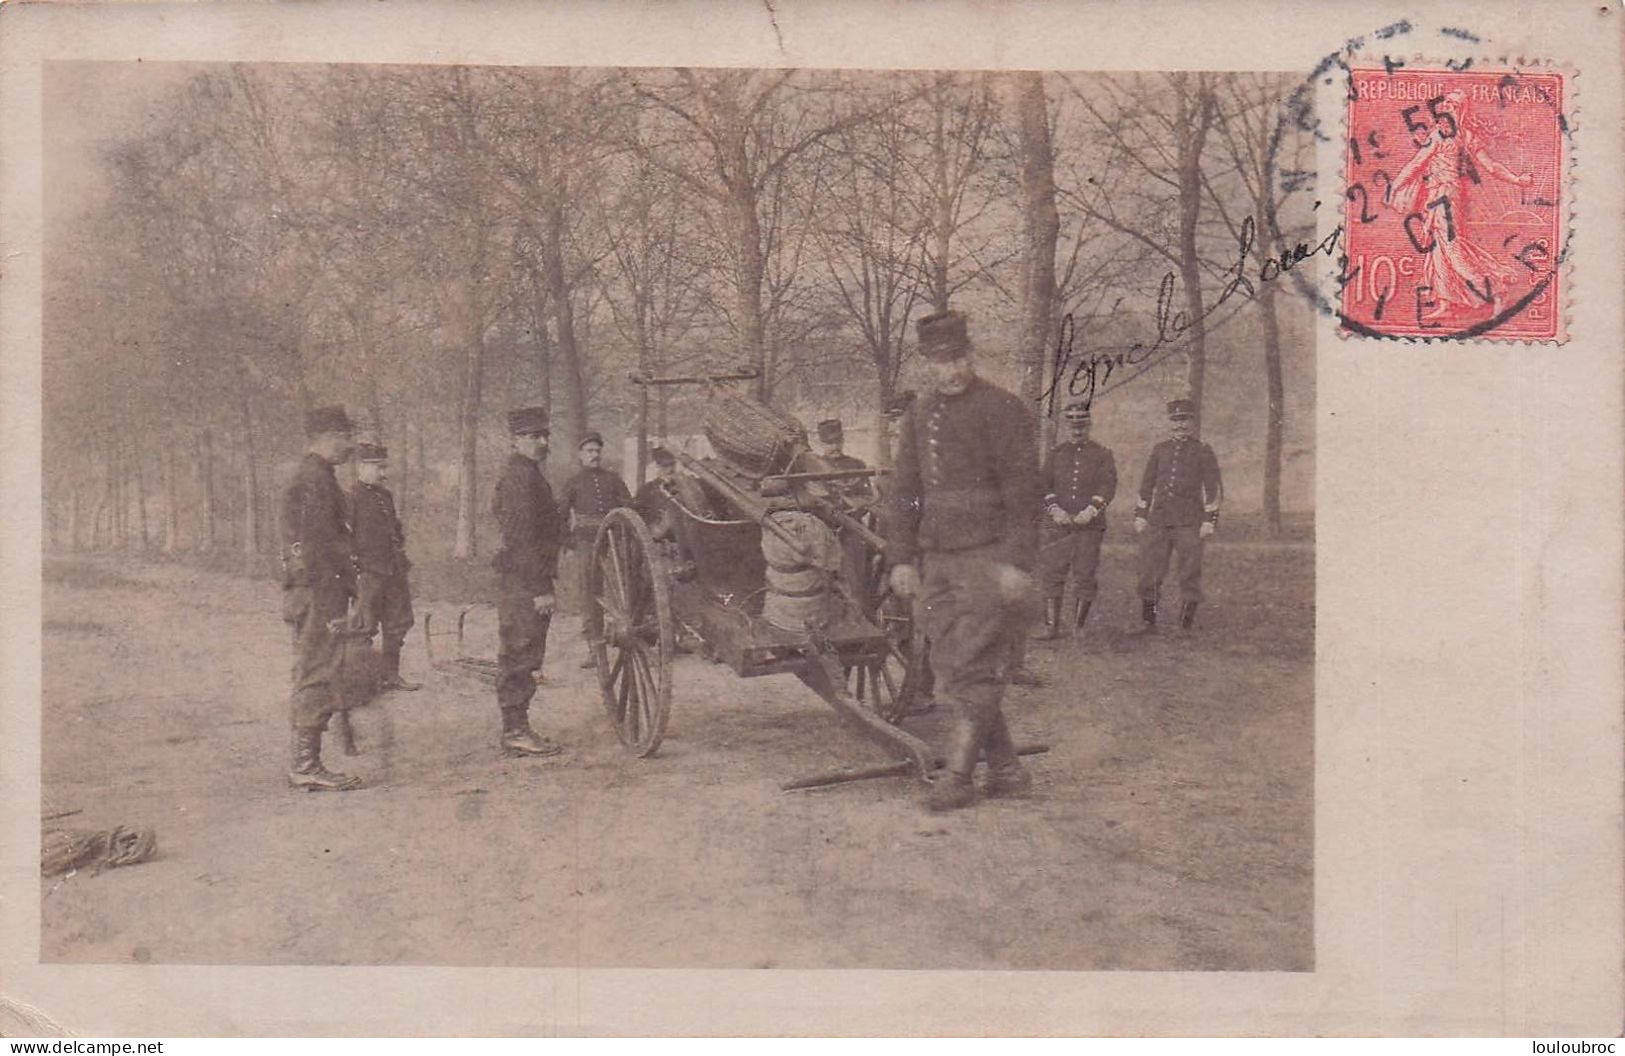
left=1039, top=217, right=1344, bottom=415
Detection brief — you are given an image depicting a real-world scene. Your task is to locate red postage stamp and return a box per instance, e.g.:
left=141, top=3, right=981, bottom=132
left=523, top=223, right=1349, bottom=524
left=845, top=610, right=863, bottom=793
left=1340, top=66, right=1566, bottom=340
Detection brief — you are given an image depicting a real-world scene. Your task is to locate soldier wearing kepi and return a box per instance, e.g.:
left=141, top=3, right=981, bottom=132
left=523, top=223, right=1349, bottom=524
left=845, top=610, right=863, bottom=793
left=280, top=405, right=363, bottom=792
left=633, top=445, right=679, bottom=538
left=561, top=431, right=632, bottom=668
left=491, top=407, right=565, bottom=757
left=884, top=309, right=1042, bottom=812
left=1131, top=397, right=1223, bottom=634
left=351, top=442, right=419, bottom=692
left=814, top=418, right=874, bottom=506
left=1036, top=401, right=1118, bottom=639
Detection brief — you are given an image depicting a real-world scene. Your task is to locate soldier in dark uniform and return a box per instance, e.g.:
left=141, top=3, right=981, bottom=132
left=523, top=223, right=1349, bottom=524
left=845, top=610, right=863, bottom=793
left=1036, top=400, right=1118, bottom=639
left=884, top=309, right=1042, bottom=812
left=280, top=405, right=363, bottom=792
left=561, top=430, right=632, bottom=667
left=814, top=418, right=874, bottom=507
left=351, top=442, right=420, bottom=692
left=491, top=407, right=564, bottom=757
left=1131, top=397, right=1223, bottom=633
left=633, top=445, right=679, bottom=538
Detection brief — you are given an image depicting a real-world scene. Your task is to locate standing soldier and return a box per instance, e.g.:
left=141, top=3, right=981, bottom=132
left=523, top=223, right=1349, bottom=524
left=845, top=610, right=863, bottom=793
left=280, top=405, right=363, bottom=792
left=351, top=442, right=420, bottom=692
left=492, top=407, right=565, bottom=757
left=633, top=445, right=679, bottom=538
left=814, top=418, right=874, bottom=507
left=1036, top=401, right=1118, bottom=639
left=884, top=309, right=1042, bottom=812
left=560, top=431, right=632, bottom=668
left=1131, top=397, right=1223, bottom=634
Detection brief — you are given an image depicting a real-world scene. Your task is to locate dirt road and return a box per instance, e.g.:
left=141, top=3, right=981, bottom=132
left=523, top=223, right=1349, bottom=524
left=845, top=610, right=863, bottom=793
left=40, top=545, right=1311, bottom=970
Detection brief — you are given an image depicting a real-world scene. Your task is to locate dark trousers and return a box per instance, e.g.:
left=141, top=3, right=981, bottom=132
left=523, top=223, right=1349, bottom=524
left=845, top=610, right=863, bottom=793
left=919, top=544, right=1036, bottom=724
left=1037, top=524, right=1105, bottom=603
left=357, top=571, right=415, bottom=658
left=284, top=581, right=350, bottom=731
left=496, top=583, right=550, bottom=713
left=1137, top=524, right=1205, bottom=604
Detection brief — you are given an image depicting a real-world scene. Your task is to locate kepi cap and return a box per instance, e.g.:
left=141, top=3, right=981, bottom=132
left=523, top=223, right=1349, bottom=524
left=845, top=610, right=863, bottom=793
left=1062, top=401, right=1092, bottom=423
left=579, top=431, right=605, bottom=449
left=507, top=406, right=550, bottom=436
left=816, top=418, right=843, bottom=443
left=649, top=446, right=676, bottom=468
left=1166, top=398, right=1197, bottom=421
left=304, top=405, right=355, bottom=438
left=356, top=442, right=389, bottom=462
left=916, top=310, right=971, bottom=362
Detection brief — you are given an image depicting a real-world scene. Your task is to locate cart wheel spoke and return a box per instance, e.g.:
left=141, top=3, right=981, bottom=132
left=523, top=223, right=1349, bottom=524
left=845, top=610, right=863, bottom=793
left=586, top=508, right=673, bottom=757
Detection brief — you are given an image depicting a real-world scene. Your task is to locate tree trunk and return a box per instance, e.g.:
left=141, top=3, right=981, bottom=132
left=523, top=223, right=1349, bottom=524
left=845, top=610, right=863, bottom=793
left=727, top=179, right=769, bottom=400
left=163, top=443, right=181, bottom=553
left=452, top=285, right=485, bottom=560
left=1013, top=72, right=1061, bottom=421
left=1259, top=275, right=1285, bottom=535
left=135, top=445, right=150, bottom=550
left=1174, top=76, right=1216, bottom=417
left=929, top=101, right=953, bottom=311
left=69, top=485, right=82, bottom=553
left=199, top=428, right=216, bottom=551
left=541, top=199, right=588, bottom=448
left=241, top=401, right=260, bottom=558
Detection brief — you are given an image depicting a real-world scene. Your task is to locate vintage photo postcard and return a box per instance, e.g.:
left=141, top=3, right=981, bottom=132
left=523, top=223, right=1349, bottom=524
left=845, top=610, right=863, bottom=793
left=1, top=0, right=1620, bottom=1038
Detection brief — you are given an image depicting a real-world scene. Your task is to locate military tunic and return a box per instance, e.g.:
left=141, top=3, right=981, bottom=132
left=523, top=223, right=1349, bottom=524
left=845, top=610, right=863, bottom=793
left=885, top=376, right=1040, bottom=724
left=561, top=466, right=633, bottom=547
left=350, top=481, right=415, bottom=668
left=492, top=453, right=563, bottom=713
left=280, top=453, right=356, bottom=731
left=1134, top=436, right=1223, bottom=604
left=1037, top=438, right=1118, bottom=604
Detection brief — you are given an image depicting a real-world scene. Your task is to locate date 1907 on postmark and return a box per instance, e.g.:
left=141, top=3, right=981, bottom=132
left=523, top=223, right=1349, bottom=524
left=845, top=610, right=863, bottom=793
left=1341, top=66, right=1565, bottom=341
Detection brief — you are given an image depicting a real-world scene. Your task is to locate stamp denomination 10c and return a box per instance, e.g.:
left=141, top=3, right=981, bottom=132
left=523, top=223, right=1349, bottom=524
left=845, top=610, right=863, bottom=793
left=1341, top=66, right=1565, bottom=341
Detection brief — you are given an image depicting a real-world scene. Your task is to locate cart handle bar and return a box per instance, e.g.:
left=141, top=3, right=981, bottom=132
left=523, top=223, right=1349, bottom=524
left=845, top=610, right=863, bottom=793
left=762, top=469, right=878, bottom=483
left=629, top=368, right=759, bottom=387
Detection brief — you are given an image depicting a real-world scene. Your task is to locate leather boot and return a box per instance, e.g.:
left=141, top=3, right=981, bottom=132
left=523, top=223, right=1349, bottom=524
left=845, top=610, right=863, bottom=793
left=1128, top=597, right=1158, bottom=635
left=925, top=719, right=982, bottom=812
left=1035, top=598, right=1064, bottom=640
left=981, top=712, right=1032, bottom=798
left=288, top=727, right=363, bottom=792
left=378, top=643, right=421, bottom=691
left=1179, top=601, right=1199, bottom=632
left=1074, top=599, right=1093, bottom=631
left=500, top=708, right=562, bottom=757
left=1006, top=635, right=1044, bottom=686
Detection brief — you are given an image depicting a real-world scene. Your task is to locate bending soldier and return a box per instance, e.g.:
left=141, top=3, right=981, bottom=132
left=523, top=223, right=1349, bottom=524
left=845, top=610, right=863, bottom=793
left=1132, top=398, right=1223, bottom=633
left=492, top=407, right=565, bottom=757
left=1036, top=401, right=1118, bottom=639
left=351, top=442, right=420, bottom=692
left=280, top=405, right=363, bottom=792
left=884, top=309, right=1042, bottom=812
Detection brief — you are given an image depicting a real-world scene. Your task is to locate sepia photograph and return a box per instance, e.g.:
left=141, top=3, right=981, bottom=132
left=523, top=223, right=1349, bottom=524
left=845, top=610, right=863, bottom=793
left=3, top=0, right=1621, bottom=1039
left=38, top=59, right=1316, bottom=971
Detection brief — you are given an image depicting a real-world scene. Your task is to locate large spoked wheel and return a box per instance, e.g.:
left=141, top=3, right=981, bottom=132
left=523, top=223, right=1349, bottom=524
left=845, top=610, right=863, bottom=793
left=585, top=507, right=674, bottom=756
left=846, top=530, right=924, bottom=725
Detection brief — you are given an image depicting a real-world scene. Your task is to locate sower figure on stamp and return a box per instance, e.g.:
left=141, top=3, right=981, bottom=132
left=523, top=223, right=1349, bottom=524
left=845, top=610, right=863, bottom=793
left=492, top=406, right=565, bottom=758
left=561, top=430, right=632, bottom=669
left=1037, top=400, right=1118, bottom=640
left=280, top=405, right=364, bottom=792
left=351, top=442, right=419, bottom=693
left=884, top=309, right=1042, bottom=812
left=1131, top=398, right=1223, bottom=635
